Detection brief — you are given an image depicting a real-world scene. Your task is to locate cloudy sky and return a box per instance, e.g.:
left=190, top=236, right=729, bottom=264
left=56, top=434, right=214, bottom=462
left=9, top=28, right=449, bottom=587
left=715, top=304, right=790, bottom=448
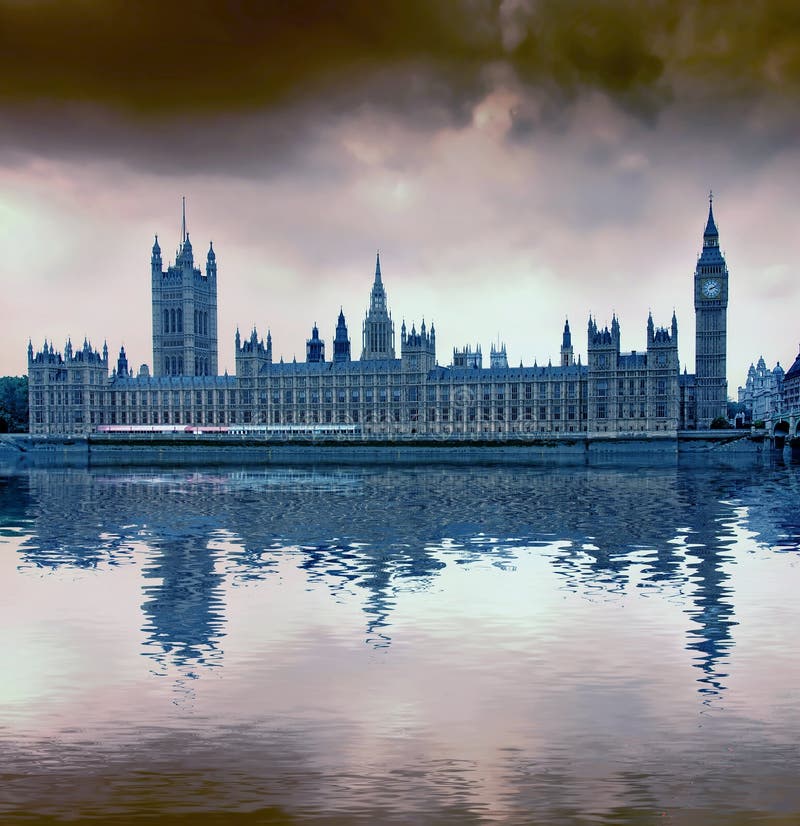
left=1, top=0, right=799, bottom=389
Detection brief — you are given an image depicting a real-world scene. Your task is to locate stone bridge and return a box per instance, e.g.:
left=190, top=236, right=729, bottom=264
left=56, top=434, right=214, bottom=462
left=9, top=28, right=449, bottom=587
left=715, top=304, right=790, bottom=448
left=766, top=407, right=800, bottom=449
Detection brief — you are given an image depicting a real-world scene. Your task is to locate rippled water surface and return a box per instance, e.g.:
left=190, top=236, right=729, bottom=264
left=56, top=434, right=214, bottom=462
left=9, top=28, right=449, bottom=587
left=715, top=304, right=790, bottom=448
left=2, top=462, right=800, bottom=824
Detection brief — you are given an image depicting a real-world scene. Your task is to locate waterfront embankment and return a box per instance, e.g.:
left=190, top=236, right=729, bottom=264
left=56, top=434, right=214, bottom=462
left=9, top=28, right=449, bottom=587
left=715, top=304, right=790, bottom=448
left=0, top=430, right=783, bottom=470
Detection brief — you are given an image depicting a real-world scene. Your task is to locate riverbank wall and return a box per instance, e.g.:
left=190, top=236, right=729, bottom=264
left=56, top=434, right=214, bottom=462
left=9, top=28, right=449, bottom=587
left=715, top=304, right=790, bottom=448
left=0, top=430, right=779, bottom=470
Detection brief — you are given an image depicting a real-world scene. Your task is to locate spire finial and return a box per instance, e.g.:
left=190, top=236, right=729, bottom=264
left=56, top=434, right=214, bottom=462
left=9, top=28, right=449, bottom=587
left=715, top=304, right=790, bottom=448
left=375, top=250, right=382, bottom=283
left=181, top=196, right=186, bottom=244
left=704, top=190, right=718, bottom=238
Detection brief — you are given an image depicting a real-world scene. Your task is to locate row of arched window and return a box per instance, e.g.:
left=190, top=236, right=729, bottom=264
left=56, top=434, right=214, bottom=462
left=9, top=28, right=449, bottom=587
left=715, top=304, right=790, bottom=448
left=164, top=356, right=184, bottom=375
left=163, top=356, right=212, bottom=376
left=194, top=310, right=210, bottom=337
left=162, top=307, right=211, bottom=336
left=163, top=308, right=183, bottom=334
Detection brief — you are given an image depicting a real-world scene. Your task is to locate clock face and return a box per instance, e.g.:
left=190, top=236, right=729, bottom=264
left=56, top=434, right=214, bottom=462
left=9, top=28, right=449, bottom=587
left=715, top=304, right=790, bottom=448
left=702, top=278, right=721, bottom=299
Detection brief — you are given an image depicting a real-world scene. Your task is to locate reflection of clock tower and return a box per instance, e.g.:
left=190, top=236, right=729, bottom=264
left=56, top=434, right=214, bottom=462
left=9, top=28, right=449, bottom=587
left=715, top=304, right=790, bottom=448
left=694, top=193, right=728, bottom=428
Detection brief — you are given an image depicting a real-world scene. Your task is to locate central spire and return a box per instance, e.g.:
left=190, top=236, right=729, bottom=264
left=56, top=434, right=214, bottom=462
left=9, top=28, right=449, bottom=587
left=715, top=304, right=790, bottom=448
left=362, top=251, right=395, bottom=360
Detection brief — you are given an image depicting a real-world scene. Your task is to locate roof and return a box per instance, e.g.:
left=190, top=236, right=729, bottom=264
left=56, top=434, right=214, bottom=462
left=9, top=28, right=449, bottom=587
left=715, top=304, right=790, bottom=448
left=618, top=353, right=647, bottom=369
left=429, top=364, right=587, bottom=381
left=259, top=358, right=401, bottom=377
left=704, top=199, right=718, bottom=238
left=784, top=350, right=800, bottom=383
left=111, top=374, right=237, bottom=388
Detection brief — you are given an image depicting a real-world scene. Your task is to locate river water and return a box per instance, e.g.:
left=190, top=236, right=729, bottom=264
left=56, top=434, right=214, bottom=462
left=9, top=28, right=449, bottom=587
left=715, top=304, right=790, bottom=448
left=1, top=462, right=799, bottom=824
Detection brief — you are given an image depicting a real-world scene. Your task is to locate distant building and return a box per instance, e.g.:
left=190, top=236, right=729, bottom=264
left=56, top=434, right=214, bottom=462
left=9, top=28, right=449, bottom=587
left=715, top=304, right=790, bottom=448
left=28, top=198, right=733, bottom=437
left=737, top=356, right=784, bottom=422
left=782, top=348, right=800, bottom=412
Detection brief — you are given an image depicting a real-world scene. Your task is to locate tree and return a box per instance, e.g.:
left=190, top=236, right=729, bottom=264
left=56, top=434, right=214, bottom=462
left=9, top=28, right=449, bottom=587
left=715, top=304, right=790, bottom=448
left=727, top=400, right=746, bottom=420
left=0, top=376, right=29, bottom=433
left=710, top=415, right=729, bottom=430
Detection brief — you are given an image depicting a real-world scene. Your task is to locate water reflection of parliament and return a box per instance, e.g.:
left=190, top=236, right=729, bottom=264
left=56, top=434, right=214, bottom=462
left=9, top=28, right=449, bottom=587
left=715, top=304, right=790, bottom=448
left=11, top=467, right=800, bottom=697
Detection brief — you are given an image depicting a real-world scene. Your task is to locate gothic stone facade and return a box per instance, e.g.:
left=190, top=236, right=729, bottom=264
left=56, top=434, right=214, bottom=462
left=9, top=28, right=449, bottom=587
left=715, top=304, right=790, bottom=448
left=27, top=200, right=728, bottom=438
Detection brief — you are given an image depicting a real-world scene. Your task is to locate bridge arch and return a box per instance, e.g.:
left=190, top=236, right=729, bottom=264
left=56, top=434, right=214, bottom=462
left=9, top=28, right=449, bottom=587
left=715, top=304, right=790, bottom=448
left=773, top=419, right=790, bottom=450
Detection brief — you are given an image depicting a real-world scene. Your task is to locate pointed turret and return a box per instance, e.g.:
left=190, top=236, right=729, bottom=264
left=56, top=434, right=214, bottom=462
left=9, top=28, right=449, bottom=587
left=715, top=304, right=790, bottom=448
left=375, top=250, right=382, bottom=284
left=561, top=317, right=574, bottom=366
left=306, top=322, right=325, bottom=363
left=117, top=345, right=128, bottom=378
left=333, top=307, right=351, bottom=363
left=151, top=234, right=162, bottom=272
left=206, top=240, right=217, bottom=279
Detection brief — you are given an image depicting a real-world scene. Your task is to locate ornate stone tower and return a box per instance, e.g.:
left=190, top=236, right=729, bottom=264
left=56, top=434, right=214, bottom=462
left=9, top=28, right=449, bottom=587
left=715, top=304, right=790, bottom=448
left=361, top=252, right=395, bottom=360
left=694, top=193, right=728, bottom=427
left=151, top=199, right=219, bottom=377
left=333, top=309, right=351, bottom=363
left=306, top=323, right=325, bottom=363
left=560, top=318, right=574, bottom=366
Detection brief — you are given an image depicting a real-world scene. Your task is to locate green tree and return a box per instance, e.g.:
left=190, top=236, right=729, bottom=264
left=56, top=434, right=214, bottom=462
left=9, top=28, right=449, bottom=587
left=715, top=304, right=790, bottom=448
left=710, top=415, right=729, bottom=430
left=0, top=376, right=29, bottom=433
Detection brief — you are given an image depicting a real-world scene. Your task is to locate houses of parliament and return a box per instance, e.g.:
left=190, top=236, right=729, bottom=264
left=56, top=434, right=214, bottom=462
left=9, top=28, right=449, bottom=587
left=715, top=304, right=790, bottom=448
left=26, top=198, right=729, bottom=437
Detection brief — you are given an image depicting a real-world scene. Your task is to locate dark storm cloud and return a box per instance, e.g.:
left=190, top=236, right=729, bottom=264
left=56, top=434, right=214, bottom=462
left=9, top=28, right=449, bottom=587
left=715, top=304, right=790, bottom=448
left=0, top=0, right=799, bottom=169
left=0, top=0, right=494, bottom=113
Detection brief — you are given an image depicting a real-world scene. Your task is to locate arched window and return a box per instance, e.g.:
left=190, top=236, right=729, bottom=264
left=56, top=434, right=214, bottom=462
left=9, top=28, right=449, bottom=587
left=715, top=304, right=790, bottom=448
left=170, top=308, right=176, bottom=334
left=178, top=357, right=183, bottom=374
left=177, top=308, right=183, bottom=333
left=171, top=356, right=177, bottom=375
left=163, top=309, right=169, bottom=334
left=203, top=312, right=208, bottom=336
left=194, top=357, right=198, bottom=376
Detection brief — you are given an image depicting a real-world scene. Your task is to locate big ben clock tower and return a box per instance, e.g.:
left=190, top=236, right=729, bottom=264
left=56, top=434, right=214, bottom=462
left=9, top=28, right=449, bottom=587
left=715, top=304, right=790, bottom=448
left=694, top=193, right=728, bottom=428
